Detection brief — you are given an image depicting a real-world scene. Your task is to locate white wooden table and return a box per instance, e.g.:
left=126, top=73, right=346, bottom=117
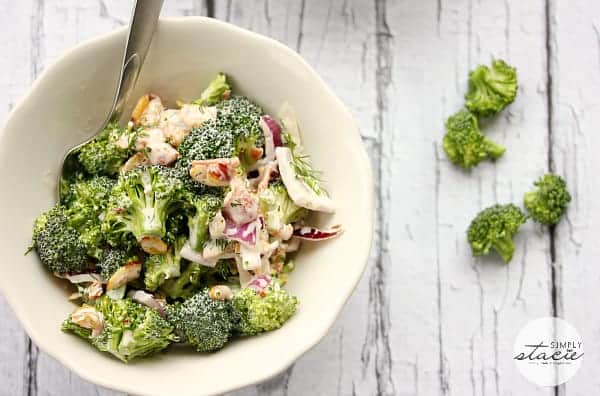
left=0, top=1, right=597, bottom=395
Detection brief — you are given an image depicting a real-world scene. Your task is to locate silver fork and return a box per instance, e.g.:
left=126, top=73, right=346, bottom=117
left=59, top=0, right=164, bottom=199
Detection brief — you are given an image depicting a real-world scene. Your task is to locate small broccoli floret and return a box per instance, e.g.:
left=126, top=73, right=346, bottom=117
left=260, top=181, right=308, bottom=232
left=160, top=260, right=231, bottom=300
left=192, top=73, right=231, bottom=106
left=524, top=174, right=571, bottom=226
left=467, top=203, right=527, bottom=263
left=32, top=205, right=89, bottom=273
left=144, top=236, right=185, bottom=290
left=217, top=96, right=264, bottom=164
left=61, top=316, right=93, bottom=339
left=63, top=176, right=116, bottom=258
left=465, top=59, right=518, bottom=116
left=176, top=96, right=264, bottom=184
left=443, top=110, right=505, bottom=169
left=166, top=289, right=233, bottom=352
left=232, top=283, right=298, bottom=335
left=160, top=262, right=203, bottom=300
left=102, top=165, right=186, bottom=250
left=62, top=297, right=177, bottom=362
left=78, top=123, right=138, bottom=176
left=186, top=194, right=222, bottom=251
left=98, top=247, right=136, bottom=280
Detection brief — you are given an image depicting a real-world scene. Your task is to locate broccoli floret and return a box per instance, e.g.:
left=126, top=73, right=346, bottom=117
left=32, top=205, right=89, bottom=273
left=232, top=283, right=298, bottom=335
left=160, top=260, right=231, bottom=300
left=102, top=165, right=186, bottom=250
left=61, top=315, right=93, bottom=339
left=176, top=96, right=264, bottom=184
left=166, top=289, right=233, bottom=352
left=217, top=96, right=264, bottom=164
left=62, top=297, right=177, bottom=362
left=524, top=174, right=571, bottom=225
left=144, top=236, right=185, bottom=290
left=465, top=59, right=518, bottom=116
left=260, top=181, right=308, bottom=232
left=78, top=123, right=138, bottom=176
left=443, top=110, right=505, bottom=169
left=467, top=204, right=527, bottom=263
left=192, top=73, right=231, bottom=106
left=62, top=175, right=115, bottom=208
left=98, top=247, right=137, bottom=280
left=186, top=194, right=222, bottom=251
left=160, top=261, right=203, bottom=300
left=63, top=176, right=116, bottom=258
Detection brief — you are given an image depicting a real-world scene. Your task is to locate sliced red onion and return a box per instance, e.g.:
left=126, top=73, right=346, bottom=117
left=260, top=115, right=283, bottom=162
left=223, top=218, right=259, bottom=247
left=64, top=273, right=104, bottom=284
left=247, top=274, right=272, bottom=293
left=293, top=224, right=343, bottom=241
left=128, top=290, right=166, bottom=317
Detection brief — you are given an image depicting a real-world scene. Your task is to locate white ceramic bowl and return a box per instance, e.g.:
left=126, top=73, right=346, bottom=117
left=0, top=17, right=373, bottom=396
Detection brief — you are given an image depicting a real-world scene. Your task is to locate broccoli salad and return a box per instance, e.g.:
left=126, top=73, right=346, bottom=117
left=30, top=74, right=342, bottom=362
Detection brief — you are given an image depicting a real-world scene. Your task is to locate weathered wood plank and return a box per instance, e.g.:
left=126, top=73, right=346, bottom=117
left=215, top=1, right=381, bottom=395
left=384, top=0, right=554, bottom=395
left=550, top=0, right=600, bottom=394
left=0, top=1, right=40, bottom=395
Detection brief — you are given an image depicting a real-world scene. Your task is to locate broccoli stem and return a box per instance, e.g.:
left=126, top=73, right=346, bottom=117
left=188, top=211, right=210, bottom=252
left=523, top=191, right=536, bottom=211
left=483, top=138, right=506, bottom=160
left=492, top=235, right=515, bottom=263
left=140, top=206, right=165, bottom=238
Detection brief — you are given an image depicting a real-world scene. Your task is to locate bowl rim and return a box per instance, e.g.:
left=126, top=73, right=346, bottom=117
left=0, top=16, right=374, bottom=395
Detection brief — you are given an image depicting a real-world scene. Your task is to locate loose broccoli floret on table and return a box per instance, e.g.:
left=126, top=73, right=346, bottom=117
left=524, top=174, right=571, bottom=226
left=78, top=123, right=139, bottom=176
left=192, top=73, right=231, bottom=106
left=465, top=59, right=518, bottom=116
left=102, top=165, right=186, bottom=254
left=443, top=110, right=505, bottom=169
left=467, top=203, right=527, bottom=263
left=32, top=205, right=89, bottom=274
left=232, top=283, right=298, bottom=336
left=62, top=296, right=177, bottom=362
left=166, top=289, right=234, bottom=352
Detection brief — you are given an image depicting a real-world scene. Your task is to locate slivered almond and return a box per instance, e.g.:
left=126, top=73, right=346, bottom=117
left=106, top=261, right=142, bottom=290
left=71, top=305, right=104, bottom=337
left=139, top=235, right=168, bottom=255
left=131, top=94, right=150, bottom=124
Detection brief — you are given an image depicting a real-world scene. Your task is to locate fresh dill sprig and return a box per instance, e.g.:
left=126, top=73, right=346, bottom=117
left=282, top=132, right=327, bottom=196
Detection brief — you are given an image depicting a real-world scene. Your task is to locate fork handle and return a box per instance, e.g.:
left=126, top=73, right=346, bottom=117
left=111, top=0, right=164, bottom=123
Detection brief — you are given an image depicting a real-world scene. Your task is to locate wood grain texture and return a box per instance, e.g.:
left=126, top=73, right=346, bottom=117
left=0, top=0, right=598, bottom=395
left=550, top=0, right=600, bottom=395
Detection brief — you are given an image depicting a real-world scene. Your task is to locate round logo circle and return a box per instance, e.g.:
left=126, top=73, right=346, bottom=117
left=513, top=317, right=583, bottom=386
